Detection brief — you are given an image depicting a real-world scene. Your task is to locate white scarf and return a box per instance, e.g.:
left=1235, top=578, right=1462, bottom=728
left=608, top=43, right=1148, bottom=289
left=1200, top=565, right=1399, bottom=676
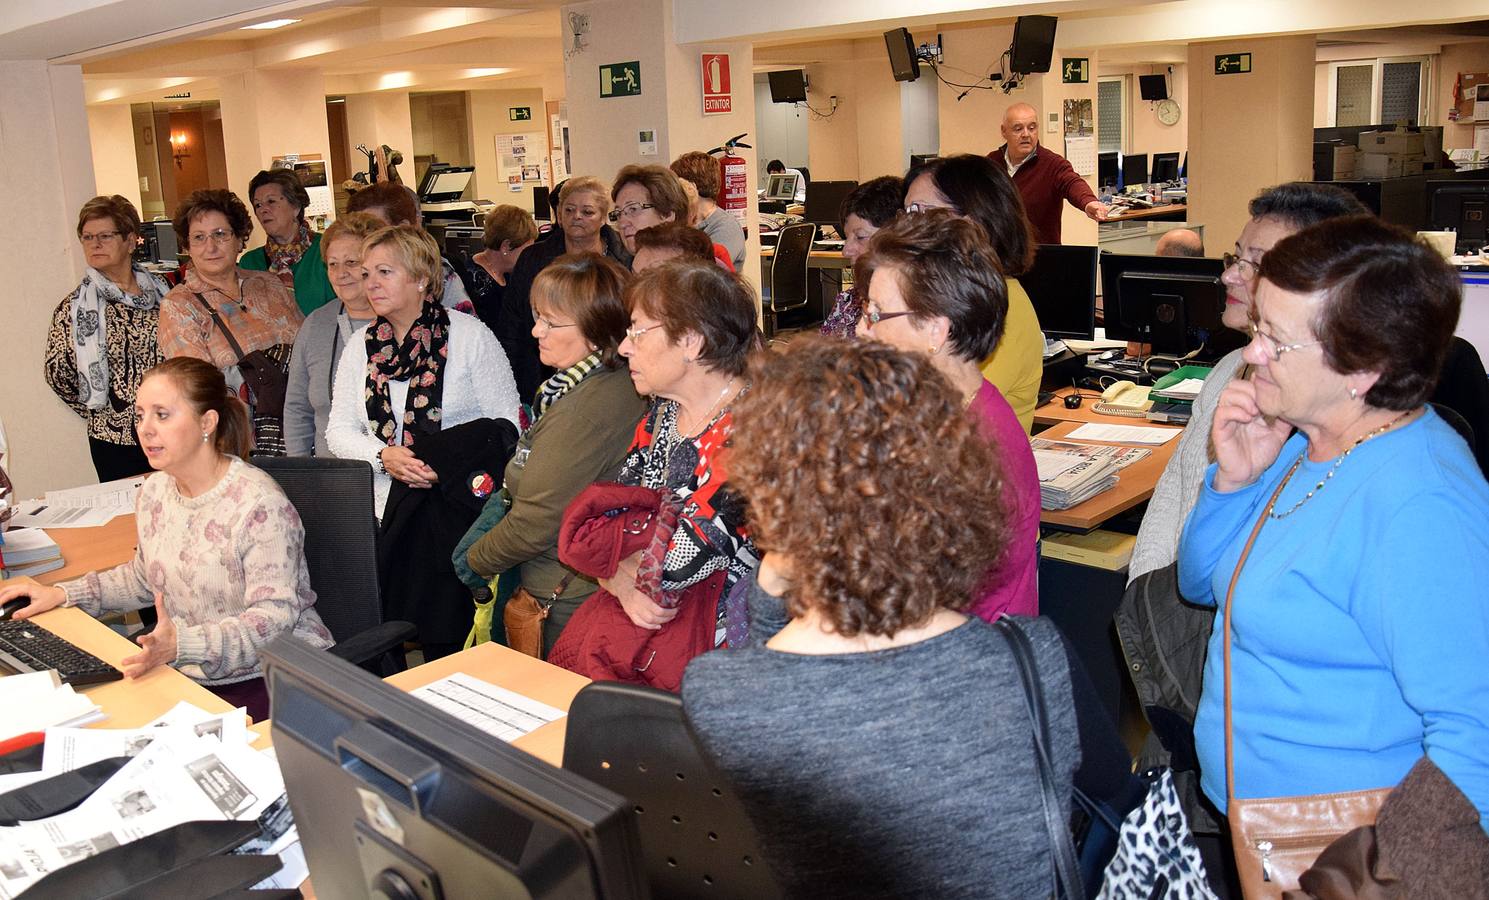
left=73, top=264, right=170, bottom=410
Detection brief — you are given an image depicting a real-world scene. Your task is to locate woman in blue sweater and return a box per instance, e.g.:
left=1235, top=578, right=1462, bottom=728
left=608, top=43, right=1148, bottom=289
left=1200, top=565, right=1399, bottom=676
left=1179, top=215, right=1489, bottom=837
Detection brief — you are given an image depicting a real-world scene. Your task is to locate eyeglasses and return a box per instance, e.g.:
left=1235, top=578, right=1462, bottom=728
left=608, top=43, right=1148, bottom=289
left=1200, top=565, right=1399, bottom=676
left=188, top=229, right=236, bottom=248
left=532, top=311, right=580, bottom=333
left=80, top=231, right=122, bottom=246
left=859, top=308, right=915, bottom=328
left=608, top=203, right=655, bottom=223
left=1222, top=252, right=1261, bottom=281
left=1248, top=324, right=1319, bottom=362
left=624, top=323, right=663, bottom=342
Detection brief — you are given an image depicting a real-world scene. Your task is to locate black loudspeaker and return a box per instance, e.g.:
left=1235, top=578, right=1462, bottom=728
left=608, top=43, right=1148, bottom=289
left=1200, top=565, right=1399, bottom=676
left=1010, top=16, right=1057, bottom=74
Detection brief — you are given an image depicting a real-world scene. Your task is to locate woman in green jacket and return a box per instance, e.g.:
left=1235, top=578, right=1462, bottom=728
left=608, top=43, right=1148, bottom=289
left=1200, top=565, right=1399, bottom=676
left=466, top=253, right=648, bottom=655
left=239, top=168, right=334, bottom=315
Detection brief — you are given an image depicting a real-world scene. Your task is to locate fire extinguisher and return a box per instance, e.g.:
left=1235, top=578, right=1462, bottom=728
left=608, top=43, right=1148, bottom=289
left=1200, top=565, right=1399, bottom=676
left=709, top=133, right=752, bottom=236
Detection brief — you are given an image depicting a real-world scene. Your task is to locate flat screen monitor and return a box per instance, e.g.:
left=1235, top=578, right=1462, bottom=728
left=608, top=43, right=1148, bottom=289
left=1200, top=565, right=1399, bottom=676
left=805, top=180, right=858, bottom=227
left=768, top=69, right=808, bottom=104
left=1181, top=152, right=1188, bottom=178
left=1458, top=269, right=1489, bottom=366
left=262, top=637, right=648, bottom=900
left=1428, top=181, right=1489, bottom=255
left=1099, top=252, right=1226, bottom=355
left=532, top=186, right=551, bottom=222
left=1022, top=244, right=1098, bottom=340
left=1097, top=151, right=1119, bottom=189
left=1152, top=152, right=1181, bottom=183
left=884, top=27, right=920, bottom=82
left=139, top=220, right=178, bottom=264
left=1010, top=15, right=1057, bottom=74
left=417, top=165, right=475, bottom=203
left=1122, top=153, right=1149, bottom=188
left=1138, top=74, right=1168, bottom=101
left=442, top=225, right=485, bottom=275
left=764, top=172, right=799, bottom=202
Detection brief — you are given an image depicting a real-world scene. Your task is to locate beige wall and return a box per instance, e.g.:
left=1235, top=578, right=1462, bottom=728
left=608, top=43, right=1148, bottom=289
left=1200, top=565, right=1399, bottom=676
left=0, top=62, right=99, bottom=494
left=562, top=0, right=672, bottom=178
left=1102, top=63, right=1189, bottom=161
left=1040, top=48, right=1101, bottom=247
left=802, top=37, right=907, bottom=183
left=1441, top=41, right=1489, bottom=150
left=343, top=91, right=415, bottom=181
left=87, top=104, right=141, bottom=213
left=937, top=22, right=1024, bottom=157
left=467, top=87, right=548, bottom=210
left=1187, top=35, right=1316, bottom=252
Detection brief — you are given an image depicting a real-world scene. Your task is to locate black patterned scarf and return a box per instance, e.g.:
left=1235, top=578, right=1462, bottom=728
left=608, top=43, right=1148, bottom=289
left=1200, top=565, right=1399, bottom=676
left=364, top=300, right=450, bottom=447
left=532, top=352, right=602, bottom=423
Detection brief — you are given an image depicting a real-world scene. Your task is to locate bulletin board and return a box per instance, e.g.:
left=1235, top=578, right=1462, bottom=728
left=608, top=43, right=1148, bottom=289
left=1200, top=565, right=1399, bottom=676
left=495, top=133, right=549, bottom=194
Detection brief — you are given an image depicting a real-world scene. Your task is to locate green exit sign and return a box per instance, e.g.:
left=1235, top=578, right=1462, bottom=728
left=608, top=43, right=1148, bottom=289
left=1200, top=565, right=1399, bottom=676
left=1214, top=53, right=1252, bottom=75
left=599, top=61, right=642, bottom=98
left=1061, top=58, right=1089, bottom=84
left=509, top=106, right=532, bottom=121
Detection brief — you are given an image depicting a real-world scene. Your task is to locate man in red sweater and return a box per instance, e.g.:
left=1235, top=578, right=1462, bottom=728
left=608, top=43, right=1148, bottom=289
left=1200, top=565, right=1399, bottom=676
left=987, top=102, right=1108, bottom=244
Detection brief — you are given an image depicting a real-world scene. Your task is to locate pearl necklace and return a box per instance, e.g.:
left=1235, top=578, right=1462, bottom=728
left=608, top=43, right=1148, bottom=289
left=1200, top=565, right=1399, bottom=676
left=1269, top=408, right=1415, bottom=520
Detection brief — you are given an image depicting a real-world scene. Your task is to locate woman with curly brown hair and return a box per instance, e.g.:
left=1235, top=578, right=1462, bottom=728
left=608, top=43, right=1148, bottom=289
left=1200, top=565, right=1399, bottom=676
left=681, top=336, right=1135, bottom=897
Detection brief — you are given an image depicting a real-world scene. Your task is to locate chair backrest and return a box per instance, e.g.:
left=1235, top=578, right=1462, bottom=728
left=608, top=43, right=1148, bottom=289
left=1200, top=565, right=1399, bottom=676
left=1432, top=401, right=1476, bottom=453
left=768, top=222, right=817, bottom=312
left=251, top=457, right=383, bottom=642
left=563, top=682, right=780, bottom=899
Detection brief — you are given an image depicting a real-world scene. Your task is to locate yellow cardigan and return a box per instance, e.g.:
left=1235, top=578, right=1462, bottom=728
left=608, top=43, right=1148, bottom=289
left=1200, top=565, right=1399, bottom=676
left=979, top=277, right=1044, bottom=433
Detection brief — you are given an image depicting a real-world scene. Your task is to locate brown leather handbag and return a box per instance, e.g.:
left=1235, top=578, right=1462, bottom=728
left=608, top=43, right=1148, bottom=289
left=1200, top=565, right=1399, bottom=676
left=503, top=587, right=551, bottom=658
left=1223, top=460, right=1389, bottom=898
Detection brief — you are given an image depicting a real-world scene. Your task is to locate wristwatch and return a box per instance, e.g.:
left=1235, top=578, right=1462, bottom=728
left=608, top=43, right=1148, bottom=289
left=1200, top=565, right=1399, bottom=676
left=376, top=449, right=388, bottom=475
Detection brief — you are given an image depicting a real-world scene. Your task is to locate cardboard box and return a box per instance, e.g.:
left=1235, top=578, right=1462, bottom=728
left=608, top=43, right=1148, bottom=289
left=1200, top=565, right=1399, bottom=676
left=1356, top=152, right=1420, bottom=179
left=1040, top=530, right=1135, bottom=571
left=1357, top=129, right=1425, bottom=156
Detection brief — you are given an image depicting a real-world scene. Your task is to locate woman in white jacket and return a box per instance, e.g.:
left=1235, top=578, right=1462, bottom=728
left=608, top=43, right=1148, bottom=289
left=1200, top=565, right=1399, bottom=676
left=327, top=225, right=519, bottom=516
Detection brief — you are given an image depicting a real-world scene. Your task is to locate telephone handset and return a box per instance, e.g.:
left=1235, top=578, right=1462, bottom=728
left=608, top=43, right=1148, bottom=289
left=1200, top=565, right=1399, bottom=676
left=1095, top=381, right=1152, bottom=418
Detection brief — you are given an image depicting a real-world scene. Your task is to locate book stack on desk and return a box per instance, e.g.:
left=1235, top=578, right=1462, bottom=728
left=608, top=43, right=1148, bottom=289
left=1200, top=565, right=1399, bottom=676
left=0, top=527, right=63, bottom=580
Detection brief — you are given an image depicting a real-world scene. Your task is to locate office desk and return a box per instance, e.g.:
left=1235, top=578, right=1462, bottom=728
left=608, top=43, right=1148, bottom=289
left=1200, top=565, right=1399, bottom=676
left=759, top=247, right=851, bottom=325
left=1102, top=202, right=1187, bottom=223
left=1035, top=419, right=1180, bottom=532
left=1034, top=386, right=1173, bottom=427
left=39, top=515, right=137, bottom=585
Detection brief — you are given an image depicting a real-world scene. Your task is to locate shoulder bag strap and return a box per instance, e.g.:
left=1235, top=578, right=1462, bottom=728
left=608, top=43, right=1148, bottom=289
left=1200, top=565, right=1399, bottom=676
left=997, top=617, right=1085, bottom=900
left=1223, top=458, right=1302, bottom=803
left=191, top=292, right=249, bottom=362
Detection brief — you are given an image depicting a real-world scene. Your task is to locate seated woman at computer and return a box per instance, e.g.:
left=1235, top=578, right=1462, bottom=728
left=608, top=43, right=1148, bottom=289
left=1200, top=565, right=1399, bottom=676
left=853, top=210, right=1039, bottom=622
left=903, top=155, right=1045, bottom=433
left=818, top=175, right=902, bottom=338
left=238, top=168, right=335, bottom=315
left=325, top=225, right=520, bottom=519
left=0, top=357, right=334, bottom=721
left=599, top=261, right=760, bottom=649
left=44, top=195, right=171, bottom=482
left=465, top=254, right=647, bottom=657
left=681, top=337, right=1135, bottom=895
left=1179, top=215, right=1489, bottom=838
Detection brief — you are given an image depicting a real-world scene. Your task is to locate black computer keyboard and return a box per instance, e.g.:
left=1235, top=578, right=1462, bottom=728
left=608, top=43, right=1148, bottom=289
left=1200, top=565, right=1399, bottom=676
left=0, top=621, right=123, bottom=687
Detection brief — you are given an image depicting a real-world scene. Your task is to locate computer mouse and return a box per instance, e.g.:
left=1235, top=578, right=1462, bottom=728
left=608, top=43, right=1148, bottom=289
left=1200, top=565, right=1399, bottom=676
left=0, top=597, right=29, bottom=621
left=1064, top=393, right=1084, bottom=409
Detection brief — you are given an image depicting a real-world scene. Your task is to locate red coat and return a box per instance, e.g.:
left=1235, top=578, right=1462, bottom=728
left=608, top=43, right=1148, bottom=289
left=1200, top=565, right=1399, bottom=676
left=547, top=482, right=723, bottom=692
left=988, top=144, right=1098, bottom=245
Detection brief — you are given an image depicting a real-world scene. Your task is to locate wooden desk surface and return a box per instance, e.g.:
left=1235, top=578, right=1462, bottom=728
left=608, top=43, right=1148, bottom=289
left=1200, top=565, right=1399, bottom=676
left=39, top=515, right=137, bottom=586
left=1103, top=202, right=1187, bottom=223
left=759, top=247, right=852, bottom=267
left=1034, top=386, right=1168, bottom=427
left=1035, top=419, right=1180, bottom=531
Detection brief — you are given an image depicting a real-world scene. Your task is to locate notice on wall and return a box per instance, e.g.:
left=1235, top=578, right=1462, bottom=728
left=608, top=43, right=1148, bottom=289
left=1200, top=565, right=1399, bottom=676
left=702, top=53, right=732, bottom=115
left=1063, top=98, right=1093, bottom=138
left=496, top=133, right=545, bottom=193
left=1065, top=136, right=1097, bottom=177
left=1476, top=125, right=1489, bottom=156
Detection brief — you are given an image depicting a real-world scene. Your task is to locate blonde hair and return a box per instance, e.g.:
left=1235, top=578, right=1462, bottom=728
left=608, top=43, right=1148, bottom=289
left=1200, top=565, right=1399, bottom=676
left=322, top=211, right=386, bottom=250
left=482, top=205, right=538, bottom=251
left=559, top=177, right=611, bottom=214
left=362, top=225, right=442, bottom=298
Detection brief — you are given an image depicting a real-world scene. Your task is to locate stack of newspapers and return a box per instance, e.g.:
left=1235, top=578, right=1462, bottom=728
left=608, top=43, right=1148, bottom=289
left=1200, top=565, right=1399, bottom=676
left=1031, top=438, right=1152, bottom=510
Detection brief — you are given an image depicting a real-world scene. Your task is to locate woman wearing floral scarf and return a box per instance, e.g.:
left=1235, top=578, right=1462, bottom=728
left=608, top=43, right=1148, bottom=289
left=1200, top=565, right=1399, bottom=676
left=239, top=168, right=335, bottom=315
left=326, top=225, right=521, bottom=518
left=44, top=195, right=170, bottom=480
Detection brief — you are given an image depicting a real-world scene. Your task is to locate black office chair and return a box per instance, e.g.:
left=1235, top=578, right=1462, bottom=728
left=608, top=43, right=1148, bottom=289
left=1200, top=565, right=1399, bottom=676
left=563, top=682, right=780, bottom=899
left=251, top=457, right=416, bottom=676
left=763, top=221, right=817, bottom=337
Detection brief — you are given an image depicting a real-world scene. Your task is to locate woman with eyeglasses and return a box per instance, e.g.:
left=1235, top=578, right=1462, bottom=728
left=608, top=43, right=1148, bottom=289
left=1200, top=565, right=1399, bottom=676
left=494, top=177, right=632, bottom=402
left=45, top=195, right=171, bottom=481
left=465, top=254, right=647, bottom=655
left=158, top=189, right=303, bottom=455
left=612, top=164, right=734, bottom=271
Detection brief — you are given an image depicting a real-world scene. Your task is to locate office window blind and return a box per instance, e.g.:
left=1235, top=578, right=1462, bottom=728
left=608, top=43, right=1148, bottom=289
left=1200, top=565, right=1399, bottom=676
left=1098, top=79, right=1123, bottom=153
left=1334, top=65, right=1374, bottom=127
left=1381, top=62, right=1422, bottom=125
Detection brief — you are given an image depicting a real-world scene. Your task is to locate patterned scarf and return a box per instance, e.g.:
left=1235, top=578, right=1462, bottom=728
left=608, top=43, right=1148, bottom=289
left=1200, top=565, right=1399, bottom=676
left=264, top=221, right=312, bottom=287
left=532, top=352, right=602, bottom=423
left=72, top=264, right=170, bottom=410
left=364, top=300, right=450, bottom=447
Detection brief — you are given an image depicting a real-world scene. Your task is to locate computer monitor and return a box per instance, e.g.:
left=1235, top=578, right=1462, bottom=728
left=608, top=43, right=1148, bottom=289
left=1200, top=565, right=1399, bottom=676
left=1122, top=153, right=1149, bottom=188
left=1099, top=252, right=1226, bottom=355
left=137, top=220, right=178, bottom=264
left=768, top=69, right=808, bottom=104
left=1097, top=152, right=1119, bottom=190
left=884, top=27, right=920, bottom=83
left=262, top=637, right=647, bottom=900
left=1458, top=269, right=1489, bottom=366
left=1181, top=152, right=1188, bottom=179
left=1138, top=74, right=1168, bottom=101
left=1428, top=181, right=1489, bottom=255
left=532, top=186, right=551, bottom=222
left=764, top=172, right=799, bottom=202
left=1009, top=15, right=1057, bottom=74
left=805, top=180, right=858, bottom=227
left=442, top=225, right=485, bottom=277
left=1022, top=244, right=1098, bottom=340
left=1151, top=152, right=1181, bottom=184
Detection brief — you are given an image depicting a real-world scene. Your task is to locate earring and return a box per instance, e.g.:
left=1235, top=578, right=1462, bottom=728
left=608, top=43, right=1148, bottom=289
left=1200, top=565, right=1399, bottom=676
left=928, top=343, right=940, bottom=355
left=201, top=433, right=210, bottom=444
left=1349, top=387, right=1358, bottom=400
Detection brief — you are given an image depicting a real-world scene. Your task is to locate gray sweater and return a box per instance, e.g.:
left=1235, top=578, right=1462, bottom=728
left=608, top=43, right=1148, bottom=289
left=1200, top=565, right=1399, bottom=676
left=699, top=207, right=746, bottom=271
left=682, top=616, right=1081, bottom=899
left=282, top=302, right=370, bottom=458
left=1128, top=349, right=1246, bottom=581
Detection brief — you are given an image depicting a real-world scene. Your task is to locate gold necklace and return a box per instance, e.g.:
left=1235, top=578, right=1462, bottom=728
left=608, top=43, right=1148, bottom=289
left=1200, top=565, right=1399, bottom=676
left=1270, top=408, right=1415, bottom=520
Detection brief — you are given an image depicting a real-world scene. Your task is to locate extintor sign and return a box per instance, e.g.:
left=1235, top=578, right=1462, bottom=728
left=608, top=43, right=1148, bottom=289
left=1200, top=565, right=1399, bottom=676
left=702, top=53, right=732, bottom=115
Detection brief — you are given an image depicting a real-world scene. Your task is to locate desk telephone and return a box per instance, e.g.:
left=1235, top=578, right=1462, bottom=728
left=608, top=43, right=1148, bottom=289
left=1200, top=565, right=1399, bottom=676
left=1095, top=381, right=1152, bottom=418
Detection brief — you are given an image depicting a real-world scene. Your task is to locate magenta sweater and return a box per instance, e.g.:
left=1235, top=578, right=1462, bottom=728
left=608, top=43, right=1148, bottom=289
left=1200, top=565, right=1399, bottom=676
left=988, top=145, right=1098, bottom=245
left=967, top=379, right=1041, bottom=620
